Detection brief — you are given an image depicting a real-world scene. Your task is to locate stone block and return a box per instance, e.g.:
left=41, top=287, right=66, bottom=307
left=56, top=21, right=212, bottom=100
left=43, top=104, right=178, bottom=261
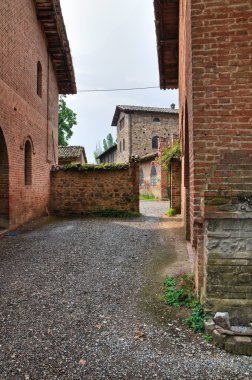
left=204, top=319, right=215, bottom=335
left=213, top=312, right=231, bottom=330
left=225, top=336, right=252, bottom=356
left=212, top=329, right=225, bottom=348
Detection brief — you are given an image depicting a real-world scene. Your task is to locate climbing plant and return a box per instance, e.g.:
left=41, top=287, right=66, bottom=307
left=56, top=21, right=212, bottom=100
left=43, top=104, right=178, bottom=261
left=157, top=140, right=181, bottom=171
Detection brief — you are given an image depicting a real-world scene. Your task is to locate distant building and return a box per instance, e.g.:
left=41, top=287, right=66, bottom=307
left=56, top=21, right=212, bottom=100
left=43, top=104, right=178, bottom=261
left=99, top=105, right=179, bottom=200
left=58, top=146, right=87, bottom=165
left=97, top=144, right=117, bottom=164
left=111, top=105, right=178, bottom=162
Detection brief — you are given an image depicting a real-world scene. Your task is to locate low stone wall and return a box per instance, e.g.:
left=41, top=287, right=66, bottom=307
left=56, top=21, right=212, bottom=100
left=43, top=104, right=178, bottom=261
left=50, top=162, right=139, bottom=215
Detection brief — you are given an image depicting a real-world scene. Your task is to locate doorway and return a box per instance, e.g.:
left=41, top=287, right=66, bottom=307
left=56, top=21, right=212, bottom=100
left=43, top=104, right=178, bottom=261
left=0, top=128, right=9, bottom=229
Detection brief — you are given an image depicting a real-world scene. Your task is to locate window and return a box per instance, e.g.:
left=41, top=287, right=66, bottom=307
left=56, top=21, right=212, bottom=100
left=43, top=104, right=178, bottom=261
left=24, top=140, right=32, bottom=185
left=37, top=61, right=42, bottom=97
left=119, top=141, right=122, bottom=152
left=153, top=117, right=160, bottom=123
left=123, top=138, right=125, bottom=151
left=140, top=168, right=144, bottom=186
left=150, top=165, right=157, bottom=186
left=152, top=135, right=159, bottom=150
left=119, top=118, right=124, bottom=130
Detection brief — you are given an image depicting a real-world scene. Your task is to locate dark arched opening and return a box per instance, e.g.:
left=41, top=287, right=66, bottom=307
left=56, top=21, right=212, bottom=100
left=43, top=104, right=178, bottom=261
left=152, top=135, right=159, bottom=149
left=0, top=128, right=9, bottom=229
left=24, top=140, right=32, bottom=185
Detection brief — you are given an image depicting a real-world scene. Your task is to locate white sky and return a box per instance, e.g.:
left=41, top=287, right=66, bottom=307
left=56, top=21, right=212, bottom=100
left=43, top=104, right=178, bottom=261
left=60, top=0, right=178, bottom=162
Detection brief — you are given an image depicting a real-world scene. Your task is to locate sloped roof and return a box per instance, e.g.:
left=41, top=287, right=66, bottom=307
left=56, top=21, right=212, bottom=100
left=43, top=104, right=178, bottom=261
left=140, top=152, right=158, bottom=163
left=112, top=105, right=178, bottom=126
left=35, top=0, right=76, bottom=94
left=154, top=0, right=179, bottom=90
left=58, top=146, right=86, bottom=161
left=97, top=144, right=117, bottom=159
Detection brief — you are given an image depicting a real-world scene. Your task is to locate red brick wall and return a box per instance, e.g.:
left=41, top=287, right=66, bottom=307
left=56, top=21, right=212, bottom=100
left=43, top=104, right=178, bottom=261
left=170, top=159, right=181, bottom=214
left=179, top=0, right=252, bottom=292
left=50, top=163, right=139, bottom=215
left=0, top=0, right=59, bottom=229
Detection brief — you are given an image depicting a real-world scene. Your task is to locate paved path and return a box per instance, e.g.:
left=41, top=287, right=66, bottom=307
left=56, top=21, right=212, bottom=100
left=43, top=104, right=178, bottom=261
left=0, top=202, right=251, bottom=379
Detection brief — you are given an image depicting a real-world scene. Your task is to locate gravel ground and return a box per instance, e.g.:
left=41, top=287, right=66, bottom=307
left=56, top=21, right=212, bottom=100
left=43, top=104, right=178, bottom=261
left=0, top=201, right=251, bottom=380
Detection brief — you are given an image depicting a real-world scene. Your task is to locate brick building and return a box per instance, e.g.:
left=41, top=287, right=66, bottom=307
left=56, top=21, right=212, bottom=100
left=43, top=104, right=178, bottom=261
left=100, top=105, right=179, bottom=199
left=0, top=0, right=76, bottom=230
left=154, top=0, right=252, bottom=323
left=58, top=146, right=87, bottom=165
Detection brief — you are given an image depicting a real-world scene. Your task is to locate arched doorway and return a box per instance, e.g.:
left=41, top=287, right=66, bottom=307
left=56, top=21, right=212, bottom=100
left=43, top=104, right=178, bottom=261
left=0, top=128, right=9, bottom=229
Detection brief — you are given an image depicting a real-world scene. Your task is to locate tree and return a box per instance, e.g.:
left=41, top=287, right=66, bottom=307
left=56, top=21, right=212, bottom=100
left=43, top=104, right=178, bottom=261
left=58, top=95, right=77, bottom=146
left=103, top=138, right=108, bottom=151
left=107, top=133, right=114, bottom=148
left=93, top=134, right=115, bottom=163
left=93, top=142, right=102, bottom=164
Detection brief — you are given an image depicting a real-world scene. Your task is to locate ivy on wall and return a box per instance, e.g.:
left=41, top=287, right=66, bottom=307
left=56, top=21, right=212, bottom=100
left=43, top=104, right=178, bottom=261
left=55, top=163, right=130, bottom=172
left=157, top=141, right=181, bottom=171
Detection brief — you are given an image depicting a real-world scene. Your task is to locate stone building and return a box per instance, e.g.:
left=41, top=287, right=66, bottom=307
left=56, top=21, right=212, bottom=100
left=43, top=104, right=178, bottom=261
left=0, top=0, right=76, bottom=230
left=154, top=0, right=252, bottom=324
left=97, top=144, right=117, bottom=164
left=112, top=105, right=178, bottom=162
left=58, top=146, right=87, bottom=165
left=108, top=105, right=179, bottom=200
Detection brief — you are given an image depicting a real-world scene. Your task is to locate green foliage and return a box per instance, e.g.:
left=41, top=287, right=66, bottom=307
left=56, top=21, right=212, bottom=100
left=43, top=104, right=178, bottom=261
left=203, top=334, right=213, bottom=343
left=166, top=208, right=175, bottom=217
left=92, top=209, right=141, bottom=218
left=62, top=162, right=129, bottom=172
left=139, top=194, right=157, bottom=201
left=106, top=133, right=114, bottom=148
left=58, top=96, right=77, bottom=146
left=103, top=138, right=108, bottom=151
left=158, top=141, right=181, bottom=171
left=94, top=143, right=103, bottom=163
left=185, top=303, right=206, bottom=332
left=163, top=273, right=207, bottom=334
left=164, top=273, right=195, bottom=308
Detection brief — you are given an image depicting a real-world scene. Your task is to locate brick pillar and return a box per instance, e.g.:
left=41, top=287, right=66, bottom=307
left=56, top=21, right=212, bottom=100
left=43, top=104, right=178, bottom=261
left=170, top=159, right=181, bottom=213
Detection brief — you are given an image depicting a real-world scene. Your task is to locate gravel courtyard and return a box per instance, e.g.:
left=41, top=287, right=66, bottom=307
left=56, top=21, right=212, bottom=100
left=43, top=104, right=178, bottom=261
left=0, top=201, right=251, bottom=379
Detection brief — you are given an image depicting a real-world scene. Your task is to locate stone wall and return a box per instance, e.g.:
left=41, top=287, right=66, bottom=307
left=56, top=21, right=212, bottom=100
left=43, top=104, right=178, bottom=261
left=50, top=163, right=139, bottom=215
left=204, top=218, right=252, bottom=325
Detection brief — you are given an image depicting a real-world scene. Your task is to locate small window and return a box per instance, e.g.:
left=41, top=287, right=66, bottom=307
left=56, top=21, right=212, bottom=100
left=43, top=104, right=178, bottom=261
left=140, top=168, right=144, bottom=186
left=119, top=118, right=124, bottom=130
left=152, top=136, right=159, bottom=150
left=24, top=140, right=32, bottom=185
left=150, top=165, right=157, bottom=186
left=37, top=61, right=42, bottom=97
left=119, top=141, right=122, bottom=152
left=123, top=139, right=125, bottom=151
left=153, top=117, right=160, bottom=123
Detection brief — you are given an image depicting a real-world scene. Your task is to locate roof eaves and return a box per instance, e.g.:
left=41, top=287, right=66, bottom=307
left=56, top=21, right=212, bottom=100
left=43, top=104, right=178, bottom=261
left=154, top=0, right=179, bottom=90
left=35, top=0, right=77, bottom=94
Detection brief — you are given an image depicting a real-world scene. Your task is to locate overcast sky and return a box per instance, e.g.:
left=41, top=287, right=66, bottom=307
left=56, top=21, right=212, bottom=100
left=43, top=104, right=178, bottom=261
left=60, top=0, right=178, bottom=162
